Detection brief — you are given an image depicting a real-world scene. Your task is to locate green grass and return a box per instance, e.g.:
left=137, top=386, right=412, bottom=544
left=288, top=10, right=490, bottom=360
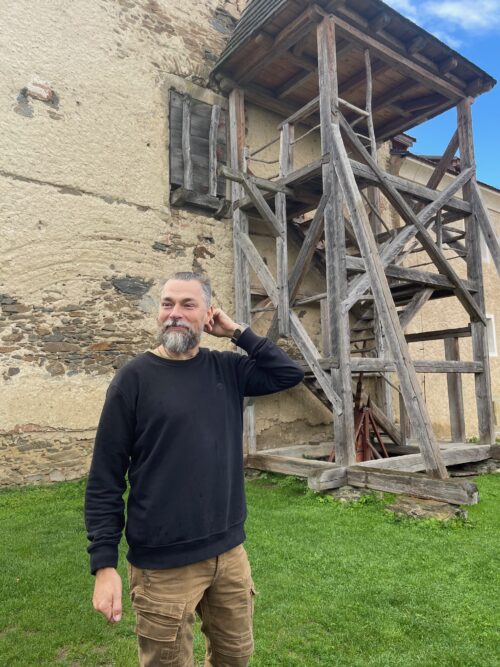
left=1, top=474, right=499, bottom=666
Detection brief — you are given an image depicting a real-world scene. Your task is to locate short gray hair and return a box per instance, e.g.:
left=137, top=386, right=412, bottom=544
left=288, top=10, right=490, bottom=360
left=160, top=272, right=212, bottom=307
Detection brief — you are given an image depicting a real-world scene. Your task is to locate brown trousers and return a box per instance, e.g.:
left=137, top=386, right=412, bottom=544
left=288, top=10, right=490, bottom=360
left=127, top=544, right=256, bottom=666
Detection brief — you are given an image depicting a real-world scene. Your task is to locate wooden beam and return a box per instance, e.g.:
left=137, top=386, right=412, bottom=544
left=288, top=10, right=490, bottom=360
left=239, top=4, right=325, bottom=84
left=328, top=96, right=447, bottom=478
left=407, top=35, right=427, bottom=55
left=347, top=466, right=478, bottom=504
left=439, top=56, right=459, bottom=75
left=356, top=444, right=490, bottom=473
left=290, top=311, right=343, bottom=415
left=445, top=337, right=466, bottom=443
left=349, top=160, right=471, bottom=214
left=332, top=15, right=463, bottom=99
left=229, top=88, right=255, bottom=454
left=276, top=123, right=292, bottom=336
left=406, top=326, right=470, bottom=343
left=182, top=94, right=193, bottom=190
left=343, top=358, right=482, bottom=374
left=339, top=61, right=389, bottom=98
left=318, top=16, right=355, bottom=467
left=208, top=104, right=221, bottom=197
left=344, top=166, right=476, bottom=310
left=239, top=175, right=283, bottom=238
left=458, top=98, right=495, bottom=445
left=266, top=186, right=331, bottom=342
left=339, top=114, right=484, bottom=324
left=170, top=187, right=226, bottom=213
left=471, top=181, right=500, bottom=275
left=246, top=453, right=347, bottom=489
left=237, top=231, right=279, bottom=304
left=399, top=288, right=434, bottom=330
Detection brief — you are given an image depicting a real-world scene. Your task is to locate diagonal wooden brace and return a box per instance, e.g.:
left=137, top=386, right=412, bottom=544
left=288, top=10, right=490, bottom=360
left=339, top=112, right=486, bottom=325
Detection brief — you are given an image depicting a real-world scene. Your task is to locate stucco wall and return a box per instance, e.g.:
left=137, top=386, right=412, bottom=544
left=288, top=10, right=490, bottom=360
left=0, top=0, right=334, bottom=487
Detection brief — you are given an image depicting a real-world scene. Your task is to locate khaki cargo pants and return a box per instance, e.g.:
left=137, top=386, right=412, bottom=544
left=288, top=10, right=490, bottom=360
left=127, top=544, right=256, bottom=666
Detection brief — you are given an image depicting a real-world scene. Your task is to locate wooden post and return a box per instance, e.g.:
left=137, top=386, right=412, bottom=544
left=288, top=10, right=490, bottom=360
left=229, top=88, right=256, bottom=454
left=276, top=123, right=293, bottom=336
left=323, top=17, right=447, bottom=479
left=457, top=98, right=495, bottom=444
left=317, top=16, right=356, bottom=467
left=444, top=337, right=466, bottom=443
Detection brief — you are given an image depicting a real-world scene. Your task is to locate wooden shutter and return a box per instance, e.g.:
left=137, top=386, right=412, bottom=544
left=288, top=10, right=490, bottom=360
left=169, top=90, right=227, bottom=211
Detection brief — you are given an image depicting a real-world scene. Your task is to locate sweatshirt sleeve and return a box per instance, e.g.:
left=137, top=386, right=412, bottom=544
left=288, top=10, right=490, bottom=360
left=234, top=327, right=304, bottom=397
left=84, top=383, right=135, bottom=575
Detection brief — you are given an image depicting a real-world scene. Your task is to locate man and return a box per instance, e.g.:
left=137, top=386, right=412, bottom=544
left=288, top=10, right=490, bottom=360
left=85, top=271, right=304, bottom=666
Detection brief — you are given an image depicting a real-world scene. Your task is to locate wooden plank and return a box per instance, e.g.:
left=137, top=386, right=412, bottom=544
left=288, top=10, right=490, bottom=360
left=347, top=467, right=479, bottom=504
left=239, top=4, right=325, bottom=84
left=356, top=444, right=490, bottom=473
left=221, top=166, right=291, bottom=195
left=406, top=327, right=470, bottom=343
left=458, top=98, right=495, bottom=445
left=328, top=104, right=448, bottom=478
left=276, top=123, right=292, bottom=336
left=229, top=88, right=255, bottom=454
left=280, top=95, right=320, bottom=127
left=339, top=114, right=484, bottom=324
left=208, top=104, right=221, bottom=197
left=261, top=443, right=333, bottom=457
left=445, top=337, right=466, bottom=443
left=290, top=311, right=343, bottom=415
left=471, top=181, right=500, bottom=275
left=399, top=288, right=434, bottom=330
left=170, top=188, right=224, bottom=212
left=345, top=256, right=477, bottom=292
left=318, top=16, right=355, bottom=467
left=349, top=160, right=471, bottom=215
left=345, top=358, right=482, bottom=374
left=308, top=466, right=349, bottom=491
left=332, top=15, right=464, bottom=99
left=182, top=95, right=193, bottom=190
left=237, top=231, right=279, bottom=304
left=246, top=453, right=341, bottom=476
left=266, top=187, right=331, bottom=342
left=240, top=175, right=282, bottom=238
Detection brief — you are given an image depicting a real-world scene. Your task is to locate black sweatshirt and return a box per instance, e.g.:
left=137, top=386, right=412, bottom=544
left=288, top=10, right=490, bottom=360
left=84, top=328, right=304, bottom=575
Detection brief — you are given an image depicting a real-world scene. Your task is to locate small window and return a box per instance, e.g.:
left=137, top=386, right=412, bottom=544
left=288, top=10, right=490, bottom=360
left=486, top=313, right=497, bottom=357
left=169, top=90, right=228, bottom=214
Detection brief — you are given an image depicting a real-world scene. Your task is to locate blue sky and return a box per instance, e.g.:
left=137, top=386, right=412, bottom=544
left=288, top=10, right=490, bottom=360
left=384, top=0, right=500, bottom=188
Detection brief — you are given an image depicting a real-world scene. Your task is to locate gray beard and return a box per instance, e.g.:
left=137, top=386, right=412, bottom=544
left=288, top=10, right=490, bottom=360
left=157, top=323, right=200, bottom=354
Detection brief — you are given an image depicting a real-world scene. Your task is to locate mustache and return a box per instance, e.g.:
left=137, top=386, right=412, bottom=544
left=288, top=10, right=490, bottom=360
left=161, top=318, right=192, bottom=332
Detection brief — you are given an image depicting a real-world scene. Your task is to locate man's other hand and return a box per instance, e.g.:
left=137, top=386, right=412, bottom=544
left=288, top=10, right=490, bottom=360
left=93, top=567, right=122, bottom=623
left=204, top=308, right=240, bottom=339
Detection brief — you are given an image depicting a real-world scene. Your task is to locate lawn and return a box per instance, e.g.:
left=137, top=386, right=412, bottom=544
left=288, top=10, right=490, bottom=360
left=1, top=473, right=499, bottom=666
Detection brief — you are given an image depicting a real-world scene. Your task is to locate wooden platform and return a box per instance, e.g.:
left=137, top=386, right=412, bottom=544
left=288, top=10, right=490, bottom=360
left=246, top=442, right=492, bottom=504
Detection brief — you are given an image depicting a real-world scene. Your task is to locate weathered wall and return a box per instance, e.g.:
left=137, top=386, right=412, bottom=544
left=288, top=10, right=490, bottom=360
left=0, top=0, right=332, bottom=487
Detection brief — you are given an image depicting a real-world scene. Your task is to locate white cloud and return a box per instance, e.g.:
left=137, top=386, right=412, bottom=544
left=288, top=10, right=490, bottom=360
left=383, top=0, right=500, bottom=35
left=429, top=29, right=462, bottom=49
left=423, top=0, right=500, bottom=30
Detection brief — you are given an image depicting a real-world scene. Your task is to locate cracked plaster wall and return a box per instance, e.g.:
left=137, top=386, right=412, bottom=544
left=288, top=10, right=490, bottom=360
left=0, top=0, right=331, bottom=487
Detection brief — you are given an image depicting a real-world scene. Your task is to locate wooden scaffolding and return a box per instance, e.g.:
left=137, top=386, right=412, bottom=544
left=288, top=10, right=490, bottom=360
left=211, top=2, right=500, bottom=504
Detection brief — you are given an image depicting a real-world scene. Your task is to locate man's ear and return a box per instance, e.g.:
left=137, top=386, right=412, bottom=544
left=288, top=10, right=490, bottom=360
left=205, top=305, right=214, bottom=324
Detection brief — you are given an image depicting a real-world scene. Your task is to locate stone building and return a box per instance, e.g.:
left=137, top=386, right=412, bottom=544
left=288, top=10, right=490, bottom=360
left=0, top=0, right=498, bottom=487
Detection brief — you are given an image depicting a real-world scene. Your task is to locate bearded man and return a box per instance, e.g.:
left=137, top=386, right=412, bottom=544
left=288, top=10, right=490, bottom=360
left=84, top=271, right=304, bottom=666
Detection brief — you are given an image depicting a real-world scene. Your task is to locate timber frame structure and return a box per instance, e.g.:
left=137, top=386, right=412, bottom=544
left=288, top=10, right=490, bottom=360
left=211, top=0, right=500, bottom=505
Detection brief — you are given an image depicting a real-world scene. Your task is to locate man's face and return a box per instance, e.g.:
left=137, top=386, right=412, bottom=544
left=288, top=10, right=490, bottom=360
left=157, top=279, right=212, bottom=353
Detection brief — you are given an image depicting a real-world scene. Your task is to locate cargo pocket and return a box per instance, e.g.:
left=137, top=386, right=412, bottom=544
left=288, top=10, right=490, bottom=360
left=131, top=590, right=186, bottom=643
